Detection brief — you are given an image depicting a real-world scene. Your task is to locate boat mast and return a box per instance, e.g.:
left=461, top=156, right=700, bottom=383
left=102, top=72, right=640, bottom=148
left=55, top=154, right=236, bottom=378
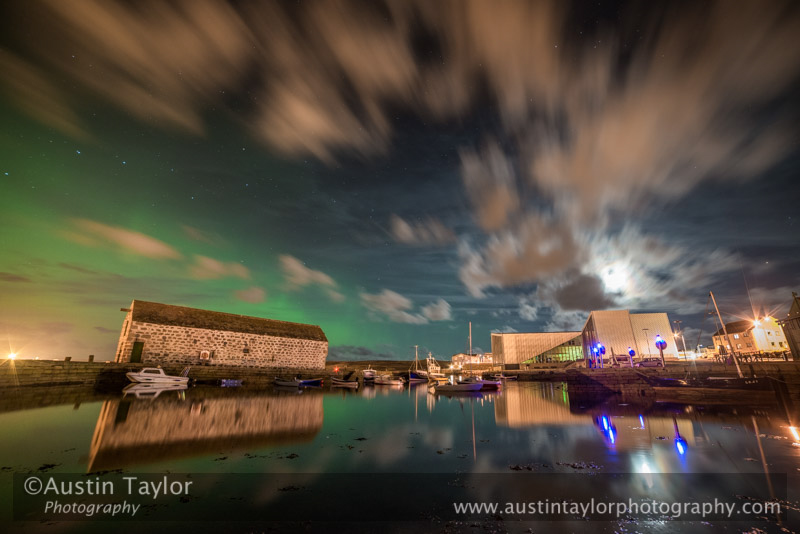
left=709, top=291, right=743, bottom=378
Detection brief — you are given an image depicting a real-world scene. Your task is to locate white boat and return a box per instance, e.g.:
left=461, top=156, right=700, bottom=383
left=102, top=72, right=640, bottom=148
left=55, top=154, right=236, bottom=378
left=122, top=382, right=187, bottom=399
left=362, top=367, right=377, bottom=380
left=434, top=381, right=483, bottom=392
left=374, top=374, right=405, bottom=386
left=126, top=367, right=190, bottom=384
left=458, top=376, right=502, bottom=390
left=273, top=377, right=324, bottom=388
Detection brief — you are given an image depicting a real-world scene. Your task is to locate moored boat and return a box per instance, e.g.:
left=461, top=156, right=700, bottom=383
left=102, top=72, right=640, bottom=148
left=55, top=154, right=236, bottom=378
left=434, top=381, right=483, bottom=392
left=273, top=377, right=324, bottom=388
left=374, top=374, right=406, bottom=386
left=362, top=367, right=377, bottom=380
left=458, top=376, right=502, bottom=390
left=332, top=371, right=359, bottom=388
left=636, top=372, right=776, bottom=404
left=126, top=367, right=191, bottom=385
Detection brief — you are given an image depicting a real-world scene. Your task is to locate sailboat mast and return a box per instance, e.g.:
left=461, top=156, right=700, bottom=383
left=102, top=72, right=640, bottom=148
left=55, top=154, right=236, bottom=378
left=469, top=321, right=472, bottom=356
left=710, top=291, right=743, bottom=378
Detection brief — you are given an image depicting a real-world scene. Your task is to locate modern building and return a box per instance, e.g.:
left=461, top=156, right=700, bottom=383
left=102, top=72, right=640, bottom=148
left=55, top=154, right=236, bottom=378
left=582, top=310, right=680, bottom=363
left=712, top=316, right=789, bottom=356
left=778, top=292, right=800, bottom=360
left=114, top=300, right=328, bottom=369
left=491, top=332, right=583, bottom=366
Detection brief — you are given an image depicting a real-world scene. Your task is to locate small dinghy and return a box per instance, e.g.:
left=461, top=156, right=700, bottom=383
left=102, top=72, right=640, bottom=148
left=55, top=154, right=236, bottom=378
left=434, top=381, right=483, bottom=392
left=458, top=376, right=502, bottom=390
left=126, top=367, right=190, bottom=385
left=274, top=376, right=324, bottom=388
left=332, top=371, right=359, bottom=388
left=374, top=374, right=406, bottom=386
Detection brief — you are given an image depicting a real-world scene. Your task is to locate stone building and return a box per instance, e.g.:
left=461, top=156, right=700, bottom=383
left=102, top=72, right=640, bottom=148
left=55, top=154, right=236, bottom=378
left=114, top=300, right=328, bottom=369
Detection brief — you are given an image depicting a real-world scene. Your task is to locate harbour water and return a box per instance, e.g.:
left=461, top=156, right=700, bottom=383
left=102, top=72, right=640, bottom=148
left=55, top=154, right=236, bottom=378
left=1, top=381, right=798, bottom=532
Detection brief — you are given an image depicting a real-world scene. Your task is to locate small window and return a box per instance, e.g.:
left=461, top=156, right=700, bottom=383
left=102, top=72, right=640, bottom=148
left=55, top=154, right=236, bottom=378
left=736, top=343, right=742, bottom=349
left=771, top=342, right=775, bottom=346
left=743, top=332, right=749, bottom=337
left=734, top=334, right=740, bottom=339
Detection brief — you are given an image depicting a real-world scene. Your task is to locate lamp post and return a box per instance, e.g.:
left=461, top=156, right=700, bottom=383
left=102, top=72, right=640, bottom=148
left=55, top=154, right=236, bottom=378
left=655, top=334, right=667, bottom=367
left=598, top=343, right=606, bottom=368
left=628, top=347, right=635, bottom=368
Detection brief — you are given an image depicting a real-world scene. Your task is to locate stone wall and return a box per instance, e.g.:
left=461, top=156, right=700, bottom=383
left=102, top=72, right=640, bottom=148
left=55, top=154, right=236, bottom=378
left=116, top=320, right=327, bottom=369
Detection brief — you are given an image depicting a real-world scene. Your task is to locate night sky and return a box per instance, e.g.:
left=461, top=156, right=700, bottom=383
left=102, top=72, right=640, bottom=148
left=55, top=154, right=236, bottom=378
left=1, top=0, right=798, bottom=361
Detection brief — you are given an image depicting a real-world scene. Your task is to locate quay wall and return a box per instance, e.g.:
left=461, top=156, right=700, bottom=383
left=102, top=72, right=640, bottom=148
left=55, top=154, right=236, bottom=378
left=0, top=360, right=332, bottom=389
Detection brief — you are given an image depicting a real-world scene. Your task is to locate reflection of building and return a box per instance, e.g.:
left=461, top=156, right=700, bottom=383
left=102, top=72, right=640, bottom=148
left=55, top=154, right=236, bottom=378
left=494, top=384, right=589, bottom=426
left=451, top=353, right=492, bottom=367
left=88, top=391, right=323, bottom=471
left=582, top=310, right=680, bottom=361
left=491, top=332, right=582, bottom=365
left=115, top=300, right=328, bottom=369
left=713, top=317, right=789, bottom=355
left=777, top=292, right=800, bottom=360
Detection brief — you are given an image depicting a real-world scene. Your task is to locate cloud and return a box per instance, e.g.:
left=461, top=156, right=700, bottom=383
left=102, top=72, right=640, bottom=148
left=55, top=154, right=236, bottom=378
left=360, top=289, right=452, bottom=324
left=360, top=289, right=427, bottom=324
left=390, top=215, right=456, bottom=245
left=0, top=272, right=31, bottom=283
left=491, top=326, right=518, bottom=334
left=538, top=272, right=617, bottom=312
left=68, top=219, right=182, bottom=259
left=459, top=141, right=519, bottom=232
left=328, top=345, right=398, bottom=361
left=189, top=255, right=250, bottom=280
left=279, top=254, right=343, bottom=302
left=234, top=286, right=267, bottom=303
left=93, top=326, right=117, bottom=334
left=420, top=299, right=452, bottom=322
left=458, top=214, right=581, bottom=298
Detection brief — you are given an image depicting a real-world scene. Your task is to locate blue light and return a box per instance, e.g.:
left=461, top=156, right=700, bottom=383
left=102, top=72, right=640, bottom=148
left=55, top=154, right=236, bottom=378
left=639, top=415, right=645, bottom=428
left=601, top=416, right=609, bottom=431
left=676, top=438, right=687, bottom=455
left=609, top=428, right=616, bottom=444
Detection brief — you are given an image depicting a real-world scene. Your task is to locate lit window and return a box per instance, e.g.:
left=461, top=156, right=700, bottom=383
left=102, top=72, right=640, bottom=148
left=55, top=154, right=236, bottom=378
left=734, top=334, right=740, bottom=339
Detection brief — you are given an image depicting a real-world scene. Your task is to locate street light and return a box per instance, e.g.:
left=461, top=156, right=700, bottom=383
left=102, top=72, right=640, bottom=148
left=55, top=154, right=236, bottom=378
left=655, top=334, right=667, bottom=367
left=673, top=320, right=686, bottom=359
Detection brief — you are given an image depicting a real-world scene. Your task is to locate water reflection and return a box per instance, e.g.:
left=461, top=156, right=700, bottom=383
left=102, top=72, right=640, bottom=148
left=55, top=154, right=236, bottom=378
left=88, top=389, right=323, bottom=472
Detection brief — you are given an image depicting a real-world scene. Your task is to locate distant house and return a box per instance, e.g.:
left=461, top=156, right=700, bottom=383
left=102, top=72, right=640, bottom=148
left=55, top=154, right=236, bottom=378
left=114, top=300, right=328, bottom=369
left=712, top=317, right=788, bottom=356
left=777, top=292, right=800, bottom=360
left=451, top=352, right=492, bottom=368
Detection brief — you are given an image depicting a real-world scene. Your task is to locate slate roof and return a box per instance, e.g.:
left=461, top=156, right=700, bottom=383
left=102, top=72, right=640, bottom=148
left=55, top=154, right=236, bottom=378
left=130, top=300, right=327, bottom=342
left=712, top=319, right=753, bottom=338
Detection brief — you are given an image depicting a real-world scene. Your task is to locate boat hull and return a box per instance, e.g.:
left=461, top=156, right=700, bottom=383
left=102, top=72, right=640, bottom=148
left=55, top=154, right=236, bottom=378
left=435, top=382, right=483, bottom=392
left=331, top=378, right=359, bottom=388
left=125, top=372, right=189, bottom=385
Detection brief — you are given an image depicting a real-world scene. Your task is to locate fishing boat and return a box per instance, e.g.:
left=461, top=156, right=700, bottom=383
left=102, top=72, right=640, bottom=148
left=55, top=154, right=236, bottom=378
left=434, top=381, right=483, bottom=393
left=331, top=371, right=359, bottom=388
left=362, top=367, right=377, bottom=380
left=408, top=345, right=429, bottom=382
left=374, top=374, right=405, bottom=386
left=426, top=352, right=446, bottom=379
left=273, top=376, right=324, bottom=388
left=126, top=367, right=190, bottom=385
